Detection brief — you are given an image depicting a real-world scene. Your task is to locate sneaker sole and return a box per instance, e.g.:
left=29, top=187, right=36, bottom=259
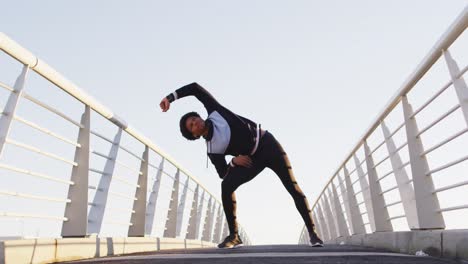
left=233, top=243, right=243, bottom=248
left=311, top=243, right=324, bottom=247
left=218, top=243, right=244, bottom=249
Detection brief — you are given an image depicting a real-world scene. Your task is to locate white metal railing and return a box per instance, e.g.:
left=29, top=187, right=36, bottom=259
left=299, top=7, right=467, bottom=244
left=0, top=33, right=251, bottom=245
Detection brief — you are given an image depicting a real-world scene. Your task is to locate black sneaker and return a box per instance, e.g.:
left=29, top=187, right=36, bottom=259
left=217, top=233, right=243, bottom=249
left=310, top=232, right=324, bottom=247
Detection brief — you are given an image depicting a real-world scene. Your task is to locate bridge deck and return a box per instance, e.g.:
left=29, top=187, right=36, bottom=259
left=65, top=245, right=458, bottom=264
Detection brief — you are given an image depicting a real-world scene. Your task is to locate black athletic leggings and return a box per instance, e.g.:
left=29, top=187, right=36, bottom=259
left=221, top=131, right=316, bottom=237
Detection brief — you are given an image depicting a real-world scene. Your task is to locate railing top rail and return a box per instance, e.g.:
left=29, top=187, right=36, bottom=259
left=311, top=7, right=468, bottom=209
left=0, top=32, right=220, bottom=204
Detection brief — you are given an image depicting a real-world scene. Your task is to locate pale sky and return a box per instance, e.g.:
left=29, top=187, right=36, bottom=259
left=1, top=1, right=467, bottom=244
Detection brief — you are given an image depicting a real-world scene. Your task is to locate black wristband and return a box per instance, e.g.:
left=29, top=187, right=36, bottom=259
left=166, top=93, right=175, bottom=103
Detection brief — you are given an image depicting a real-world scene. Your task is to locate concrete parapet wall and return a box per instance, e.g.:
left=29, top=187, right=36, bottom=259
left=442, top=230, right=468, bottom=260
left=326, top=229, right=468, bottom=261
left=123, top=237, right=158, bottom=254
left=158, top=237, right=186, bottom=250
left=201, top=240, right=216, bottom=248
left=0, top=237, right=215, bottom=264
left=56, top=238, right=97, bottom=262
left=185, top=239, right=204, bottom=249
left=1, top=239, right=56, bottom=264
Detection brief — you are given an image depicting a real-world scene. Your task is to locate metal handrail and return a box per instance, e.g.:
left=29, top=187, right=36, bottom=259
left=299, top=7, right=468, bottom=245
left=0, top=32, right=219, bottom=204
left=310, top=7, right=468, bottom=210
left=1, top=33, right=249, bottom=243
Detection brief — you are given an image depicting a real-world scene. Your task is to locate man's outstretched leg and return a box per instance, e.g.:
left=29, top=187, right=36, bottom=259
left=265, top=133, right=324, bottom=247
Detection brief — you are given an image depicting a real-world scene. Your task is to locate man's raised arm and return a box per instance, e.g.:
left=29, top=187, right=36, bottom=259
left=160, top=82, right=220, bottom=114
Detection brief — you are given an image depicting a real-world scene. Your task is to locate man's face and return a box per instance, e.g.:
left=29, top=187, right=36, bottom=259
left=185, top=116, right=205, bottom=139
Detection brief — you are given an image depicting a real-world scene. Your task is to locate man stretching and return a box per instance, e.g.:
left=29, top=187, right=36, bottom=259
left=160, top=82, right=323, bottom=248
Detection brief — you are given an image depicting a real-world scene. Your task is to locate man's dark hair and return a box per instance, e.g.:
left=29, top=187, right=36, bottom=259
left=180, top=112, right=201, bottom=140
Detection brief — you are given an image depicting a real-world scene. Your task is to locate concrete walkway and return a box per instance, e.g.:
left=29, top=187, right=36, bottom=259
left=64, top=245, right=459, bottom=264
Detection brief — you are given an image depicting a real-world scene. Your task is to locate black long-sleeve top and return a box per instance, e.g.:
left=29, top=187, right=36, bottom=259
left=166, top=82, right=259, bottom=179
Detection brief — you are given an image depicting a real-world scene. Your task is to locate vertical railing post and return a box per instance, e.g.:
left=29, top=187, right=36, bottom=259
left=304, top=229, right=310, bottom=244
left=302, top=231, right=307, bottom=245
left=222, top=217, right=229, bottom=240
left=353, top=154, right=375, bottom=232
left=176, top=177, right=189, bottom=238
left=444, top=50, right=468, bottom=126
left=208, top=202, right=217, bottom=242
left=312, top=214, right=323, bottom=240
left=164, top=169, right=180, bottom=237
left=322, top=193, right=338, bottom=239
left=330, top=183, right=350, bottom=237
left=213, top=204, right=223, bottom=243
left=211, top=205, right=218, bottom=243
left=316, top=204, right=331, bottom=241
left=195, top=190, right=205, bottom=240
left=0, top=65, right=28, bottom=157
left=220, top=218, right=226, bottom=241
left=212, top=204, right=219, bottom=242
left=299, top=230, right=304, bottom=244
left=88, top=129, right=122, bottom=235
left=402, top=96, right=445, bottom=229
left=145, top=158, right=164, bottom=235
left=381, top=121, right=418, bottom=229
left=186, top=185, right=199, bottom=239
left=128, top=146, right=149, bottom=237
left=343, top=166, right=365, bottom=234
left=299, top=226, right=309, bottom=244
left=337, top=173, right=351, bottom=234
left=364, top=141, right=393, bottom=232
left=61, top=105, right=90, bottom=237
left=238, top=226, right=245, bottom=242
left=201, top=197, right=212, bottom=241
